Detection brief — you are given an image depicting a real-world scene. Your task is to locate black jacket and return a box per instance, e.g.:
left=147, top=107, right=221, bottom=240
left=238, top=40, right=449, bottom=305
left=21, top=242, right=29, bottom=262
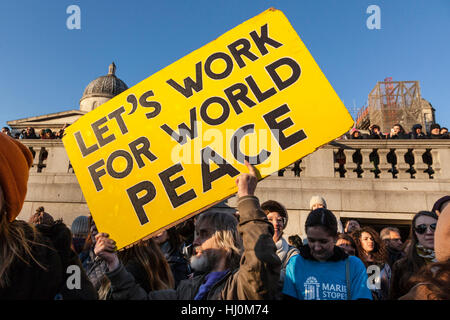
left=0, top=221, right=97, bottom=300
left=160, top=242, right=190, bottom=288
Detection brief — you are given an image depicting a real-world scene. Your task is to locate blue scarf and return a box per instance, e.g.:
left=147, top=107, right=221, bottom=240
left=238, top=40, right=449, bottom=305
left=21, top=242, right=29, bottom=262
left=194, top=270, right=229, bottom=300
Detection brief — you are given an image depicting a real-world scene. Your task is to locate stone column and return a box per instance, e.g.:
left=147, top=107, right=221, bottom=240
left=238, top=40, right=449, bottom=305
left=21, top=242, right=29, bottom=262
left=343, top=149, right=358, bottom=178
left=395, top=148, right=410, bottom=179
left=430, top=149, right=441, bottom=179
left=377, top=148, right=391, bottom=179
left=436, top=148, right=450, bottom=179
left=412, top=148, right=429, bottom=179
left=361, top=148, right=374, bottom=179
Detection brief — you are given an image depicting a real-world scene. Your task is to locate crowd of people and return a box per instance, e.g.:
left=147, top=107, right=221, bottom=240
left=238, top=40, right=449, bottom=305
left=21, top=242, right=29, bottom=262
left=346, top=123, right=449, bottom=140
left=1, top=124, right=68, bottom=140
left=3, top=122, right=449, bottom=142
left=0, top=131, right=449, bottom=301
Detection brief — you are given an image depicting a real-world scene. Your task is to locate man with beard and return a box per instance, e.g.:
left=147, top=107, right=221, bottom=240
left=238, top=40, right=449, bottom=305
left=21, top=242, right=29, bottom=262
left=94, top=161, right=281, bottom=300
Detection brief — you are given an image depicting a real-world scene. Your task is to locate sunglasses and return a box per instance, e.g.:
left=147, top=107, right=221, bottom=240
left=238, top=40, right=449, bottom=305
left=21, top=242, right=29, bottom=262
left=414, top=223, right=436, bottom=235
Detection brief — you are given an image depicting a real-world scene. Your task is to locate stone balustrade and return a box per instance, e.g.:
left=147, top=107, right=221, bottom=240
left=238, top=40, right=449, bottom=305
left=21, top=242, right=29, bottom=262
left=276, top=140, right=450, bottom=180
left=21, top=139, right=450, bottom=179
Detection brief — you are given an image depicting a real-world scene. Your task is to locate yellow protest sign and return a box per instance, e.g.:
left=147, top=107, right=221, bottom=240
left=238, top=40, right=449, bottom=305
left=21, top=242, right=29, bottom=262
left=63, top=8, right=353, bottom=249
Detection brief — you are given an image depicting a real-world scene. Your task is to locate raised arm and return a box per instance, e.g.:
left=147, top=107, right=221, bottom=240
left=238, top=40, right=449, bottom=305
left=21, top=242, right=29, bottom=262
left=222, top=161, right=281, bottom=300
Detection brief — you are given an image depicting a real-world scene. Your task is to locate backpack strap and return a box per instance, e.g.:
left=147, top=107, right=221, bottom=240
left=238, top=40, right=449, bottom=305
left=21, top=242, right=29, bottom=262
left=345, top=258, right=351, bottom=300
left=282, top=246, right=299, bottom=269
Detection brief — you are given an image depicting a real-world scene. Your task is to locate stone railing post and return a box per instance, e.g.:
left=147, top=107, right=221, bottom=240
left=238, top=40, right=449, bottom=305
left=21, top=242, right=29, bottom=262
left=412, top=148, right=429, bottom=179
left=343, top=149, right=358, bottom=178
left=436, top=147, right=450, bottom=179
left=361, top=148, right=374, bottom=178
left=377, top=148, right=392, bottom=179
left=395, top=148, right=410, bottom=179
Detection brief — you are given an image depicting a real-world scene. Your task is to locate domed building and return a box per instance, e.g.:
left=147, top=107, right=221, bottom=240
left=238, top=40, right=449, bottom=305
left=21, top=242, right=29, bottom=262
left=7, top=63, right=128, bottom=134
left=80, top=62, right=128, bottom=112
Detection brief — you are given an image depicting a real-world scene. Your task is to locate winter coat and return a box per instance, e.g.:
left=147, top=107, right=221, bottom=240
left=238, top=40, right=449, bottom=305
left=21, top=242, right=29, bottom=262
left=388, top=132, right=410, bottom=139
left=368, top=132, right=386, bottom=139
left=427, top=133, right=444, bottom=139
left=410, top=125, right=426, bottom=139
left=105, top=195, right=281, bottom=300
left=398, top=282, right=440, bottom=300
left=80, top=249, right=108, bottom=291
left=160, top=241, right=190, bottom=288
left=386, top=247, right=405, bottom=269
left=368, top=262, right=391, bottom=300
left=389, top=255, right=428, bottom=299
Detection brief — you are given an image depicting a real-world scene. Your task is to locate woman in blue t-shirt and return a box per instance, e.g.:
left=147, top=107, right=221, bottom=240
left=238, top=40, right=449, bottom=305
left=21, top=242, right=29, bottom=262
left=282, top=208, right=372, bottom=300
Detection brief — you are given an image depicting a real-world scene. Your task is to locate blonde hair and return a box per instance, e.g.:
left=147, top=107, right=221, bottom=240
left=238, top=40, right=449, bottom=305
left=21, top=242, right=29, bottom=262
left=196, top=211, right=242, bottom=269
left=98, top=238, right=174, bottom=299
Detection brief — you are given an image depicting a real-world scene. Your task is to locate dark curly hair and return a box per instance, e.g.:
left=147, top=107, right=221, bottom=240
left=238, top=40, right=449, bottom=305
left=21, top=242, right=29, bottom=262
left=352, top=226, right=387, bottom=267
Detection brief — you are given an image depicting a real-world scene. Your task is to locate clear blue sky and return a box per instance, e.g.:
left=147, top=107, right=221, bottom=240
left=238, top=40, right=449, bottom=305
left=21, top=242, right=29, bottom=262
left=1, top=0, right=449, bottom=130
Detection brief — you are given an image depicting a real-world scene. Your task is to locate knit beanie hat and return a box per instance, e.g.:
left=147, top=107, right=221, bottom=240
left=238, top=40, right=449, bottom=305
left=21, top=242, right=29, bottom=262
left=71, top=215, right=90, bottom=237
left=28, top=209, right=55, bottom=226
left=435, top=204, right=450, bottom=262
left=309, top=195, right=327, bottom=210
left=0, top=134, right=33, bottom=222
left=431, top=195, right=450, bottom=214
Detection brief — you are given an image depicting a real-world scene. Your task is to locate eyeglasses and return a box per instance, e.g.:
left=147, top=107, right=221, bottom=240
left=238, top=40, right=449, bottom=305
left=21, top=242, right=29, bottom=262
left=415, top=223, right=436, bottom=235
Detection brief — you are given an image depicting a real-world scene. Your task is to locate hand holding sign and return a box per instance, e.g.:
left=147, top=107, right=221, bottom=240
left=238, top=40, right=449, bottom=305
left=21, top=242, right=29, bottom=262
left=63, top=8, right=354, bottom=249
left=94, top=233, right=120, bottom=272
left=236, top=160, right=258, bottom=198
left=95, top=161, right=257, bottom=271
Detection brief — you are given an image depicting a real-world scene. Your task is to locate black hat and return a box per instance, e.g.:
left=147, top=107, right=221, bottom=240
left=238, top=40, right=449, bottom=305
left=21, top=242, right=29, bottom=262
left=430, top=123, right=441, bottom=131
left=432, top=196, right=450, bottom=213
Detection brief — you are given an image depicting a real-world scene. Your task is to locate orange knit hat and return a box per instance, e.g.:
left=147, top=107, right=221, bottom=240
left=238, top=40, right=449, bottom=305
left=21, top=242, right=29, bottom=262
left=0, top=134, right=33, bottom=222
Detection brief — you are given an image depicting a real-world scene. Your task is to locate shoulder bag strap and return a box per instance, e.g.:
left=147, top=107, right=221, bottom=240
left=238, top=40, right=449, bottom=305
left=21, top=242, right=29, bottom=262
left=346, top=258, right=351, bottom=300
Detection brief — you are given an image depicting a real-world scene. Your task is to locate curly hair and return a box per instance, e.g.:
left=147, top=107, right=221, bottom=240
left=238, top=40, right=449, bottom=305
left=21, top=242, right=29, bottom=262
left=352, top=226, right=388, bottom=267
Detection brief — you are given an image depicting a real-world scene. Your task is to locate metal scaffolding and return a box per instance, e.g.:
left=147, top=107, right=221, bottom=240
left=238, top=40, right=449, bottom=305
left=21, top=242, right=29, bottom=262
left=356, top=78, right=424, bottom=133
